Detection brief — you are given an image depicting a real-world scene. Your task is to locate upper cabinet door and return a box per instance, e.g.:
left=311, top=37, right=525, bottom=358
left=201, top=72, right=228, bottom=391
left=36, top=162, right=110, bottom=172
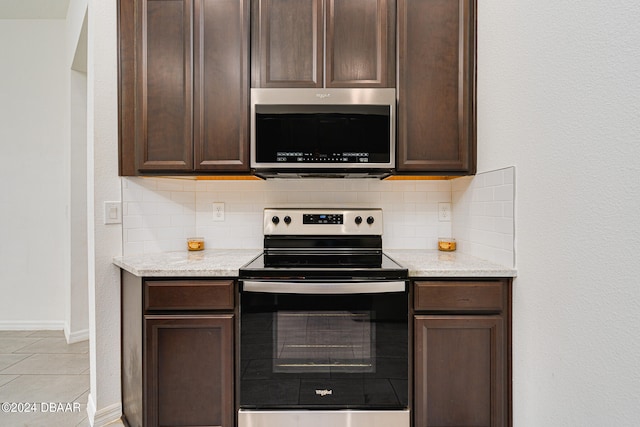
left=194, top=0, right=250, bottom=171
left=252, top=0, right=394, bottom=88
left=137, top=0, right=194, bottom=171
left=326, top=0, right=395, bottom=88
left=397, top=0, right=476, bottom=174
left=119, top=0, right=250, bottom=175
left=252, top=0, right=323, bottom=87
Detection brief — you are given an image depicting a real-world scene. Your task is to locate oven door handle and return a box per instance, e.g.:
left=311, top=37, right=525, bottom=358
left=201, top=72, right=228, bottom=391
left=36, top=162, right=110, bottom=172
left=242, top=280, right=406, bottom=294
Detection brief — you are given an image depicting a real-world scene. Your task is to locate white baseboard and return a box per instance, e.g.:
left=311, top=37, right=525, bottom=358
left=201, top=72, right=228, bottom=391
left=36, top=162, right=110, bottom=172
left=87, top=394, right=95, bottom=425
left=64, top=326, right=89, bottom=344
left=0, top=320, right=66, bottom=331
left=87, top=393, right=124, bottom=427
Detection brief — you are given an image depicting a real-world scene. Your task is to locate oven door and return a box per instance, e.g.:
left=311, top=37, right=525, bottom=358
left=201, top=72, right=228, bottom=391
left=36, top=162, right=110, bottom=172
left=239, top=280, right=408, bottom=410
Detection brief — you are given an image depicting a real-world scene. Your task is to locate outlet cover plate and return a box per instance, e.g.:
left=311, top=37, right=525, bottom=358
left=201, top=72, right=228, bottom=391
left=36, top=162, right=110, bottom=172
left=438, top=202, right=451, bottom=222
left=213, top=202, right=225, bottom=221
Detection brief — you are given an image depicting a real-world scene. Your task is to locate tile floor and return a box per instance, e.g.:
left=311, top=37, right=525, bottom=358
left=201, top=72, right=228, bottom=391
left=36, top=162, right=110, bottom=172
left=0, top=330, right=89, bottom=427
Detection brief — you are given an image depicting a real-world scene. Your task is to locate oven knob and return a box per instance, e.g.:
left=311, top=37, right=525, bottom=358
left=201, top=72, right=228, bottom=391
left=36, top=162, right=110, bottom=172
left=284, top=215, right=292, bottom=225
left=272, top=216, right=280, bottom=224
left=355, top=216, right=363, bottom=225
left=367, top=216, right=375, bottom=225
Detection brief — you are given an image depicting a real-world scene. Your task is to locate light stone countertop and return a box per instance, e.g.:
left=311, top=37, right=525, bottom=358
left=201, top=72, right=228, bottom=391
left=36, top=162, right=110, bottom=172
left=114, top=248, right=516, bottom=278
left=385, top=249, right=517, bottom=278
left=113, top=249, right=261, bottom=277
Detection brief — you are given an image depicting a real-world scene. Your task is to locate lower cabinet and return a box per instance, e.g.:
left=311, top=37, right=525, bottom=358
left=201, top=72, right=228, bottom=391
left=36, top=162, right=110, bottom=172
left=413, top=280, right=512, bottom=427
left=122, top=273, right=511, bottom=427
left=145, top=315, right=233, bottom=427
left=121, top=273, right=235, bottom=427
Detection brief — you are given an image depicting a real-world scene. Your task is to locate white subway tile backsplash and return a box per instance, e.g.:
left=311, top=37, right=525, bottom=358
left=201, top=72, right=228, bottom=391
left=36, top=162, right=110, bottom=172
left=126, top=228, right=155, bottom=243
left=494, top=184, right=514, bottom=202
left=356, top=191, right=381, bottom=204
left=484, top=170, right=504, bottom=187
left=474, top=187, right=494, bottom=203
left=503, top=168, right=514, bottom=185
left=485, top=202, right=504, bottom=218
left=504, top=201, right=514, bottom=218
left=121, top=177, right=455, bottom=255
left=427, top=191, right=452, bottom=203
left=380, top=191, right=403, bottom=204
left=121, top=173, right=515, bottom=263
left=124, top=242, right=144, bottom=256
left=144, top=215, right=172, bottom=228
left=170, top=191, right=196, bottom=204
left=142, top=190, right=172, bottom=202
left=495, top=217, right=514, bottom=235
left=144, top=239, right=184, bottom=253
left=157, top=179, right=187, bottom=192
left=122, top=215, right=142, bottom=230
left=451, top=167, right=516, bottom=267
left=170, top=214, right=195, bottom=227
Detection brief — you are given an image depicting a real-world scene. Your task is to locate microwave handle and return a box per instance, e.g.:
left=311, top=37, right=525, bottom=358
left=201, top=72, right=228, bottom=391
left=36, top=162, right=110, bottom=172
left=242, top=280, right=406, bottom=294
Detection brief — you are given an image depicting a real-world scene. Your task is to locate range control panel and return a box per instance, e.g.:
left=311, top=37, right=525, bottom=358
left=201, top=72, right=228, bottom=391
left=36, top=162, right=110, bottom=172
left=303, top=214, right=344, bottom=225
left=264, top=209, right=383, bottom=236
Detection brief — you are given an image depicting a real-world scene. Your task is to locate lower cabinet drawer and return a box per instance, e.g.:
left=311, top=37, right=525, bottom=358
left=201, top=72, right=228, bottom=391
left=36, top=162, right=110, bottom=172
left=414, top=280, right=505, bottom=313
left=144, top=280, right=234, bottom=311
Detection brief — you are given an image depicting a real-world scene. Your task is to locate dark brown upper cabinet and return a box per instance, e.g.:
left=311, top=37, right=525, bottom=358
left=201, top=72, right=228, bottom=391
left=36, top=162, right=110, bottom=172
left=396, top=0, right=477, bottom=175
left=251, top=0, right=395, bottom=88
left=118, top=0, right=250, bottom=175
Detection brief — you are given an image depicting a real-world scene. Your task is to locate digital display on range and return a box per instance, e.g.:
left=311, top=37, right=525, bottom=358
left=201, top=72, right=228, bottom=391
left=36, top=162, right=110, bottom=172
left=303, top=214, right=344, bottom=224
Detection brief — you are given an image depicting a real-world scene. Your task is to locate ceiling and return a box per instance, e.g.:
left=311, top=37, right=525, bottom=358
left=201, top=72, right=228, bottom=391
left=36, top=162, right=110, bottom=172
left=0, top=0, right=70, bottom=19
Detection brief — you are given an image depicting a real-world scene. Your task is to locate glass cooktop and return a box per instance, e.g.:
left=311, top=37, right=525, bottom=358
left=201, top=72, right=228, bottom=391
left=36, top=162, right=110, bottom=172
left=239, top=252, right=408, bottom=280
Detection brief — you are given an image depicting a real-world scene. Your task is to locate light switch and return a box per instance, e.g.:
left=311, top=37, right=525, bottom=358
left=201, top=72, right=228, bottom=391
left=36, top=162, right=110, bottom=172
left=104, top=201, right=122, bottom=224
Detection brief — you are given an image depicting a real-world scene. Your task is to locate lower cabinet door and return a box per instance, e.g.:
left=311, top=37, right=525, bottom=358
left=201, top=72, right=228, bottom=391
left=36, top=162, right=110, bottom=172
left=414, top=316, right=505, bottom=427
left=145, top=314, right=234, bottom=427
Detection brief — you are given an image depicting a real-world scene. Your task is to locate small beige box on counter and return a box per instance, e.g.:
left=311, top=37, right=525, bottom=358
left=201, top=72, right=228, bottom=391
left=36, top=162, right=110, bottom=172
left=187, top=237, right=205, bottom=251
left=438, top=238, right=456, bottom=252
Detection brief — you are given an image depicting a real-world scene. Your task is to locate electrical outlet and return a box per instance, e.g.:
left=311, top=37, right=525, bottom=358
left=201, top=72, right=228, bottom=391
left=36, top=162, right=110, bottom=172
left=212, top=202, right=225, bottom=221
left=104, top=201, right=122, bottom=224
left=438, top=202, right=451, bottom=222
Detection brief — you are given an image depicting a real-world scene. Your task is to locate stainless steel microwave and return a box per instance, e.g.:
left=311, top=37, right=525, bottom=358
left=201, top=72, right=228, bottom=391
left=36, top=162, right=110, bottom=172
left=250, top=88, right=396, bottom=178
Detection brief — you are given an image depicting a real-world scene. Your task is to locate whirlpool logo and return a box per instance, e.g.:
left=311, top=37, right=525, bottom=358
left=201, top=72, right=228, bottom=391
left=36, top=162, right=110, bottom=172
left=315, top=389, right=333, bottom=397
left=315, top=93, right=331, bottom=99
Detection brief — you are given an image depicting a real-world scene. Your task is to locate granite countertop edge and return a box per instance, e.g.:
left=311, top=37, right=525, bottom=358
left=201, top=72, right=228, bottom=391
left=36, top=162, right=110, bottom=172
left=114, top=249, right=516, bottom=278
left=113, top=249, right=262, bottom=278
left=385, top=249, right=517, bottom=278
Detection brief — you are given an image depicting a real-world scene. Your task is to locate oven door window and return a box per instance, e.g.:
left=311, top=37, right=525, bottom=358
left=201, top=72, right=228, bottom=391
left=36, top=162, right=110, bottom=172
left=274, top=310, right=375, bottom=374
left=240, top=291, right=408, bottom=409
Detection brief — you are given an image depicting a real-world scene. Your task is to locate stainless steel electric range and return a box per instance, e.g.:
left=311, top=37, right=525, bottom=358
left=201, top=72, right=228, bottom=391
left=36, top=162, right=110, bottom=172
left=238, top=208, right=409, bottom=427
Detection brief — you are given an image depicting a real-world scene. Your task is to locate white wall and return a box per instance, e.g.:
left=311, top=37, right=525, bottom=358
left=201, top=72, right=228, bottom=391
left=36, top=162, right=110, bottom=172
left=68, top=68, right=89, bottom=343
left=86, top=0, right=124, bottom=424
left=65, top=0, right=89, bottom=346
left=0, top=19, right=68, bottom=329
left=479, top=1, right=640, bottom=425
